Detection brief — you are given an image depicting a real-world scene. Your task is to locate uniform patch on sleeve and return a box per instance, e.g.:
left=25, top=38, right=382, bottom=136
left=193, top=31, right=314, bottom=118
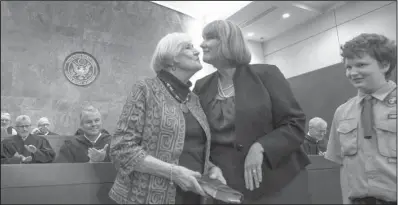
left=388, top=157, right=397, bottom=164
left=387, top=96, right=396, bottom=106
left=388, top=113, right=397, bottom=119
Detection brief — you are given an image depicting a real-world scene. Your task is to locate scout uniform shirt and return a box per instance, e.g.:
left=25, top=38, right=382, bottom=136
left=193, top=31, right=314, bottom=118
left=325, top=80, right=397, bottom=202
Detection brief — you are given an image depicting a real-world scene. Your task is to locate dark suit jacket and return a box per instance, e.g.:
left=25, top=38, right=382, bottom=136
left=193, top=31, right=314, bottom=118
left=193, top=64, right=311, bottom=200
left=302, top=134, right=323, bottom=155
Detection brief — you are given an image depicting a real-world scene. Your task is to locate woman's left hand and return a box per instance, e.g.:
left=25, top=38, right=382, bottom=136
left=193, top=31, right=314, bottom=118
left=244, top=142, right=264, bottom=191
left=208, top=166, right=227, bottom=185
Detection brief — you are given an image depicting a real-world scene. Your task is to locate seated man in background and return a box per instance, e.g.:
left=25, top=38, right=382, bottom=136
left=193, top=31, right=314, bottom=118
left=31, top=117, right=58, bottom=136
left=1, top=128, right=10, bottom=141
left=1, top=112, right=17, bottom=136
left=302, top=117, right=328, bottom=155
left=55, top=106, right=111, bottom=163
left=326, top=33, right=396, bottom=204
left=1, top=115, right=56, bottom=164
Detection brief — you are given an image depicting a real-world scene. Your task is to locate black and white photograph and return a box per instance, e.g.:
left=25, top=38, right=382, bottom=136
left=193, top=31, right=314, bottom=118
left=1, top=1, right=396, bottom=204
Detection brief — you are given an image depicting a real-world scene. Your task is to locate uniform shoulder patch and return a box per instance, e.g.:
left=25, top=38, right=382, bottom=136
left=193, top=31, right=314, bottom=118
left=385, top=88, right=397, bottom=106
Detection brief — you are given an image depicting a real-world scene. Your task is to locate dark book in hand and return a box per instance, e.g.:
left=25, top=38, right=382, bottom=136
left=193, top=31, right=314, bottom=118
left=198, top=175, right=244, bottom=204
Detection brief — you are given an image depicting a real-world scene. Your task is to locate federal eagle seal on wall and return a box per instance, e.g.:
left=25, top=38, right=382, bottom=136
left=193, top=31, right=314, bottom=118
left=63, top=52, right=100, bottom=86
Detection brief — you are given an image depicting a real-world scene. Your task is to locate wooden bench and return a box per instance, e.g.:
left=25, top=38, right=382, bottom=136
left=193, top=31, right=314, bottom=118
left=1, top=163, right=117, bottom=204
left=1, top=156, right=343, bottom=204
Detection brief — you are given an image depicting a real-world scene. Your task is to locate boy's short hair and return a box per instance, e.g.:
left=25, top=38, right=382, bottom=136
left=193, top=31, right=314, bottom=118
left=340, top=33, right=396, bottom=79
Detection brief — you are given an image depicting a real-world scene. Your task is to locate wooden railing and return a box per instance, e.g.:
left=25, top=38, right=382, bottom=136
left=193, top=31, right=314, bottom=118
left=1, top=155, right=343, bottom=204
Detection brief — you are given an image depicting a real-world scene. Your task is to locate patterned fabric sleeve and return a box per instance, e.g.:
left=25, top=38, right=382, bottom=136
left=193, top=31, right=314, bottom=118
left=110, top=81, right=149, bottom=176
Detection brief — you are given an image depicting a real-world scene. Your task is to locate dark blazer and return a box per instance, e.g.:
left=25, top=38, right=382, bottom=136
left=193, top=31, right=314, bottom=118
left=302, top=134, right=322, bottom=155
left=193, top=64, right=311, bottom=200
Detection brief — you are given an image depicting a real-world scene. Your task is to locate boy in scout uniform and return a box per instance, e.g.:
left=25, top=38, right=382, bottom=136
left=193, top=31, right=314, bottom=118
left=325, top=33, right=396, bottom=204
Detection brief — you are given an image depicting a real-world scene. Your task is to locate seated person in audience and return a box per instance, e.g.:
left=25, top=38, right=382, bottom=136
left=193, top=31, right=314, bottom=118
left=325, top=33, right=396, bottom=205
left=55, top=106, right=111, bottom=163
left=74, top=127, right=110, bottom=136
left=31, top=117, right=58, bottom=136
left=301, top=117, right=327, bottom=155
left=1, top=127, right=10, bottom=141
left=1, top=112, right=17, bottom=136
left=1, top=115, right=56, bottom=164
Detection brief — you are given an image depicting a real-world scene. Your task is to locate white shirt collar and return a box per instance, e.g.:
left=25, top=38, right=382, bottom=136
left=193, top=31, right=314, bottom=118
left=21, top=134, right=29, bottom=141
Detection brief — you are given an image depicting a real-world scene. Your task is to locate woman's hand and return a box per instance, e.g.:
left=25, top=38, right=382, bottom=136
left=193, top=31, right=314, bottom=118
left=31, top=128, right=41, bottom=135
left=88, top=144, right=109, bottom=162
left=173, top=165, right=207, bottom=196
left=208, top=166, right=227, bottom=185
left=244, top=142, right=264, bottom=191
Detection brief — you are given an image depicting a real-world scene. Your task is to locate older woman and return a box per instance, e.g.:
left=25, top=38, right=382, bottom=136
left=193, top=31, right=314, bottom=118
left=109, top=32, right=225, bottom=204
left=193, top=20, right=311, bottom=203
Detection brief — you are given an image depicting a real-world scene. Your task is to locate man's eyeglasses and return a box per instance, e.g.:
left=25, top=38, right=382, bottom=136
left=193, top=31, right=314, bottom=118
left=16, top=125, right=31, bottom=129
left=38, top=124, right=50, bottom=127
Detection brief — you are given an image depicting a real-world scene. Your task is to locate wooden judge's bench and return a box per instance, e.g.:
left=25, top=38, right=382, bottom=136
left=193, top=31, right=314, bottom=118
left=1, top=156, right=343, bottom=204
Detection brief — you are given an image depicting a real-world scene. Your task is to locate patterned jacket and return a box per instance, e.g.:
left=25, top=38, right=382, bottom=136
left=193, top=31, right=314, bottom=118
left=109, top=77, right=214, bottom=204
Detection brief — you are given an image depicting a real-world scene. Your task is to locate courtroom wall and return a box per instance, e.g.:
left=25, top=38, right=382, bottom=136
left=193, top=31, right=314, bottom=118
left=262, top=1, right=396, bottom=79
left=247, top=40, right=265, bottom=64
left=287, top=63, right=355, bottom=134
left=1, top=1, right=197, bottom=135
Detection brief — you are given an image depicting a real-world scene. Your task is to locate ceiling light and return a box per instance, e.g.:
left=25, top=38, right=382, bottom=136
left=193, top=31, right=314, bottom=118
left=247, top=32, right=254, bottom=37
left=282, top=13, right=290, bottom=19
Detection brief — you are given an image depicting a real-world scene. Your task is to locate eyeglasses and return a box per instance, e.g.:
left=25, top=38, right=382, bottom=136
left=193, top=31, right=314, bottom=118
left=16, top=125, right=31, bottom=128
left=38, top=124, right=50, bottom=127
left=310, top=128, right=327, bottom=135
left=1, top=119, right=10, bottom=122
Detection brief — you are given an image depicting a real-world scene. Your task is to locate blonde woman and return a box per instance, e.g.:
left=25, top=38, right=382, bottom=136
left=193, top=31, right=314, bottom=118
left=109, top=33, right=225, bottom=204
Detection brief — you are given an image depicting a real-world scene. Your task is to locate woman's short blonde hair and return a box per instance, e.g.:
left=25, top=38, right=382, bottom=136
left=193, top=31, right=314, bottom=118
left=151, top=32, right=192, bottom=73
left=202, top=20, right=251, bottom=65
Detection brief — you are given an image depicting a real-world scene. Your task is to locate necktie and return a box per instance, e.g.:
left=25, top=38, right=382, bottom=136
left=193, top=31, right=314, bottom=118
left=362, top=95, right=374, bottom=139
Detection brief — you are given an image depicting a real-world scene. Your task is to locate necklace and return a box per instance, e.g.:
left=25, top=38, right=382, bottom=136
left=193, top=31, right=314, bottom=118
left=217, top=78, right=234, bottom=98
left=164, top=81, right=190, bottom=113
